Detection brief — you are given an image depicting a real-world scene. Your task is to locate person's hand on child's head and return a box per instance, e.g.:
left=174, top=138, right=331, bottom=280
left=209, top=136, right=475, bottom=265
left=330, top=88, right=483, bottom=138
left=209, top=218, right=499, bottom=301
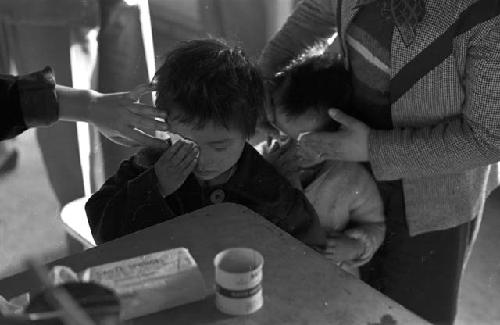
left=298, top=109, right=370, bottom=162
left=89, top=83, right=169, bottom=148
left=154, top=138, right=200, bottom=197
left=322, top=230, right=366, bottom=266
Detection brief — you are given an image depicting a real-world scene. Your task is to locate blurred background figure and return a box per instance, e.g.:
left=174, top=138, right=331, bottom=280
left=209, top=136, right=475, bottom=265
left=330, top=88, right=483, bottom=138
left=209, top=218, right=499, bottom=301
left=0, top=0, right=99, bottom=206
left=0, top=0, right=155, bottom=278
left=0, top=0, right=155, bottom=206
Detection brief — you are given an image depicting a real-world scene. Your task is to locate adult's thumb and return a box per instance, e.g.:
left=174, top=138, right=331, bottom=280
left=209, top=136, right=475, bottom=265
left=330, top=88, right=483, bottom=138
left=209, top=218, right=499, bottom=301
left=328, top=108, right=358, bottom=128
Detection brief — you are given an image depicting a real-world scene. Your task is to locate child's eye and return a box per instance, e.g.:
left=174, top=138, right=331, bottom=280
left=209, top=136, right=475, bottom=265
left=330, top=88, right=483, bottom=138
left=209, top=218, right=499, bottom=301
left=213, top=146, right=228, bottom=152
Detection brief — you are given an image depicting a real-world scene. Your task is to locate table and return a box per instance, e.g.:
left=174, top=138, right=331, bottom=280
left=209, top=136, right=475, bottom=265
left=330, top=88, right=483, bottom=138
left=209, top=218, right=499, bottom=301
left=0, top=203, right=427, bottom=324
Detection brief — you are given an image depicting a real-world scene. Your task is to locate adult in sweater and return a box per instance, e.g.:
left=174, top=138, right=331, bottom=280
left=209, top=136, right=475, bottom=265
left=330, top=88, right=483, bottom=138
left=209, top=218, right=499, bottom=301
left=258, top=0, right=500, bottom=323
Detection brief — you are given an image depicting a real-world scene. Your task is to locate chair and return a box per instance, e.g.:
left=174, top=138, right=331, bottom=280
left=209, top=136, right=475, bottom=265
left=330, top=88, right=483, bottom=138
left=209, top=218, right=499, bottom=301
left=60, top=197, right=96, bottom=253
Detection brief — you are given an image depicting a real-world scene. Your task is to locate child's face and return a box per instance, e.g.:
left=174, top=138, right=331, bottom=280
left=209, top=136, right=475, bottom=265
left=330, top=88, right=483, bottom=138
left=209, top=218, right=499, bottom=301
left=271, top=79, right=332, bottom=139
left=165, top=113, right=246, bottom=181
left=273, top=106, right=331, bottom=141
left=273, top=107, right=331, bottom=168
left=271, top=87, right=332, bottom=167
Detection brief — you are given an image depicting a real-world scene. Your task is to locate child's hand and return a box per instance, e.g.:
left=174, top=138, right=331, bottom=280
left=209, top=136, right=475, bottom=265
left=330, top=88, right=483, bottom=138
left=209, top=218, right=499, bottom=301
left=133, top=147, right=166, bottom=168
left=264, top=140, right=302, bottom=189
left=154, top=139, right=199, bottom=197
left=322, top=231, right=366, bottom=266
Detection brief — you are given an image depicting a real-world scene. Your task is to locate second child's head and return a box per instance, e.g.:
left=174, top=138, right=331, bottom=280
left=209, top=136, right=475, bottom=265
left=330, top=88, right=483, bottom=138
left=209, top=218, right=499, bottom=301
left=153, top=39, right=264, bottom=180
left=270, top=48, right=352, bottom=167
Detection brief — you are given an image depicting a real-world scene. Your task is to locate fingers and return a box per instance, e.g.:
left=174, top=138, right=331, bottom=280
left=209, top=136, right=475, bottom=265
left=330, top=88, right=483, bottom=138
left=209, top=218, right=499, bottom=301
left=297, top=131, right=336, bottom=155
left=105, top=136, right=141, bottom=147
left=172, top=142, right=198, bottom=167
left=130, top=114, right=168, bottom=132
left=268, top=139, right=281, bottom=155
left=322, top=237, right=344, bottom=264
left=122, top=129, right=170, bottom=148
left=127, top=83, right=154, bottom=102
left=162, top=140, right=198, bottom=167
left=178, top=147, right=199, bottom=172
left=328, top=108, right=360, bottom=128
left=179, top=154, right=198, bottom=178
left=161, top=139, right=184, bottom=161
left=128, top=102, right=166, bottom=119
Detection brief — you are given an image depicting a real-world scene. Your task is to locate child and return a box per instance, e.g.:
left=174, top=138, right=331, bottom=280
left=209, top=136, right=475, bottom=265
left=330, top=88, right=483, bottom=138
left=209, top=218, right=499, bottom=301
left=259, top=49, right=385, bottom=274
left=85, top=39, right=325, bottom=247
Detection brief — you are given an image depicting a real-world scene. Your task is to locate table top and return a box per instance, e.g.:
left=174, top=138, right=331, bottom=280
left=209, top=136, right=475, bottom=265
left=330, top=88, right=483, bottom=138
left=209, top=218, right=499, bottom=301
left=0, top=203, right=427, bottom=324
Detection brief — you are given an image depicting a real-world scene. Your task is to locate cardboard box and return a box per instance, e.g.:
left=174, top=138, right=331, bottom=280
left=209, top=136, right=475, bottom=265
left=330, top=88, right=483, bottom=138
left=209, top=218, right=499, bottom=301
left=81, top=248, right=208, bottom=320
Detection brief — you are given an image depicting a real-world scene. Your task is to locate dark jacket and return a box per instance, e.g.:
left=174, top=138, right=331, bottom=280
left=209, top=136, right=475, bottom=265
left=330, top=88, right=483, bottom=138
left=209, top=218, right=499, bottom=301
left=0, top=67, right=59, bottom=140
left=86, top=144, right=326, bottom=246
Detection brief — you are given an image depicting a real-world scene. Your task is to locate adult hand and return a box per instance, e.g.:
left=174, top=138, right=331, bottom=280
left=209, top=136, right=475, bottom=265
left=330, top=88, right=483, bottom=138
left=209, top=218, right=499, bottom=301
left=298, top=109, right=371, bottom=162
left=88, top=84, right=169, bottom=148
left=154, top=139, right=199, bottom=197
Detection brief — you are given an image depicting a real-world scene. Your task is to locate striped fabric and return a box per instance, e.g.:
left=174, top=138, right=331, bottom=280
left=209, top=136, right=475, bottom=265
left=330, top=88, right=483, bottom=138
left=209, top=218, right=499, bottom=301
left=346, top=0, right=394, bottom=130
left=259, top=0, right=500, bottom=236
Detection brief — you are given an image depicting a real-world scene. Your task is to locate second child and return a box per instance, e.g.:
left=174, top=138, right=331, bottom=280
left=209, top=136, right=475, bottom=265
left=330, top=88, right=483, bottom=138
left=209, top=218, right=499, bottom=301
left=260, top=49, right=385, bottom=274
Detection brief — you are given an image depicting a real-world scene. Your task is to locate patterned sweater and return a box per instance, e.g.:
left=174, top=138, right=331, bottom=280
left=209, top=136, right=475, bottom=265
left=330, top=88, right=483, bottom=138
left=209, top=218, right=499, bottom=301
left=259, top=0, right=500, bottom=235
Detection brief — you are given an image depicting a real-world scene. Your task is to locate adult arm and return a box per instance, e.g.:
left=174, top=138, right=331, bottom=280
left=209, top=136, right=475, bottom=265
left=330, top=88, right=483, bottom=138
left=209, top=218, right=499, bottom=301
left=0, top=67, right=167, bottom=147
left=57, top=84, right=168, bottom=147
left=258, top=0, right=337, bottom=78
left=299, top=20, right=500, bottom=180
left=369, top=20, right=500, bottom=180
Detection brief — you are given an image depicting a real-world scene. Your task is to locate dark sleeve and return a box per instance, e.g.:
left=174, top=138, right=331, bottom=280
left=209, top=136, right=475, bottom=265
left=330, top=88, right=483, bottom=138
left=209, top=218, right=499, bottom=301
left=0, top=67, right=59, bottom=140
left=262, top=181, right=326, bottom=248
left=236, top=148, right=326, bottom=248
left=85, top=157, right=176, bottom=244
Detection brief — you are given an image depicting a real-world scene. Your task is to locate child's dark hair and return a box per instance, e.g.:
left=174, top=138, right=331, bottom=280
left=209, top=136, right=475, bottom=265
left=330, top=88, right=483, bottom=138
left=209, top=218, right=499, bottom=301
left=273, top=45, right=351, bottom=120
left=153, top=39, right=264, bottom=138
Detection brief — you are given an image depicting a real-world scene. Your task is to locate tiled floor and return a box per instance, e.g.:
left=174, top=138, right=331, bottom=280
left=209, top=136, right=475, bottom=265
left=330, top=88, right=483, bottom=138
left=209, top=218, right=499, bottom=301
left=0, top=130, right=499, bottom=324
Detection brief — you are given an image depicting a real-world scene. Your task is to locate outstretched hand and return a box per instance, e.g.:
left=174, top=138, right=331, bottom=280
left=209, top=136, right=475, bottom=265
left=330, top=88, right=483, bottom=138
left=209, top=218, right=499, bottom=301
left=298, top=109, right=370, bottom=162
left=88, top=84, right=168, bottom=148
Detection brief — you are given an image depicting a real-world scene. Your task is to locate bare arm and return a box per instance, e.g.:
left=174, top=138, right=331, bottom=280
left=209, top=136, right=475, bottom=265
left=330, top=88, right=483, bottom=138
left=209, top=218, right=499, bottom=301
left=56, top=85, right=168, bottom=148
left=258, top=0, right=337, bottom=78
